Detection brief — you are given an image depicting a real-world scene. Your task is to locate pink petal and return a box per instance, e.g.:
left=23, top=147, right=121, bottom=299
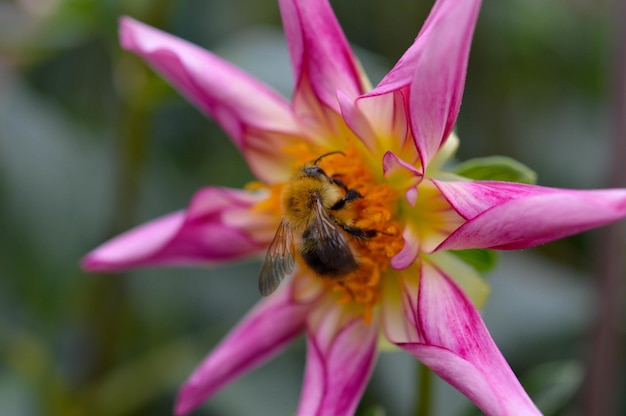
left=368, top=0, right=479, bottom=97
left=390, top=225, right=420, bottom=269
left=355, top=90, right=414, bottom=160
left=381, top=268, right=421, bottom=344
left=365, top=0, right=481, bottom=168
left=434, top=180, right=626, bottom=250
left=119, top=17, right=302, bottom=183
left=382, top=151, right=423, bottom=203
left=396, top=179, right=465, bottom=255
left=382, top=150, right=422, bottom=178
left=336, top=91, right=377, bottom=152
left=408, top=0, right=481, bottom=168
left=175, top=282, right=315, bottom=416
left=394, top=262, right=541, bottom=415
left=339, top=91, right=418, bottom=164
left=82, top=187, right=275, bottom=272
left=279, top=0, right=367, bottom=113
left=298, top=302, right=378, bottom=416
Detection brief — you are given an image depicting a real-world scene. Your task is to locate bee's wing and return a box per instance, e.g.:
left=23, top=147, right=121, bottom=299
left=258, top=218, right=296, bottom=296
left=307, top=198, right=358, bottom=273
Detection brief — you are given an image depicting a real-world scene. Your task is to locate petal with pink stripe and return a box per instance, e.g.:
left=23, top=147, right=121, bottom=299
left=82, top=187, right=275, bottom=272
left=407, top=0, right=481, bottom=168
left=298, top=301, right=379, bottom=416
left=393, top=262, right=541, bottom=415
left=434, top=180, right=626, bottom=250
left=364, top=0, right=481, bottom=169
left=119, top=17, right=302, bottom=183
left=279, top=0, right=367, bottom=113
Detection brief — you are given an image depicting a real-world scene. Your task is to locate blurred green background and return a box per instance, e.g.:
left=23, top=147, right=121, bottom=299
left=1, top=0, right=623, bottom=415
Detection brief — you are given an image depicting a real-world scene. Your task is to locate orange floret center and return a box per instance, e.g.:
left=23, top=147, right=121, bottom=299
left=252, top=143, right=404, bottom=321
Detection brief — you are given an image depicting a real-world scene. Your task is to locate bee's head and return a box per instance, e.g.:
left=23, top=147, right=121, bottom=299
left=302, top=165, right=327, bottom=179
left=299, top=151, right=346, bottom=180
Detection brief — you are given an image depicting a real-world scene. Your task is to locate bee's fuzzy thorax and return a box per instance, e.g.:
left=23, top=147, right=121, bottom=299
left=281, top=176, right=342, bottom=230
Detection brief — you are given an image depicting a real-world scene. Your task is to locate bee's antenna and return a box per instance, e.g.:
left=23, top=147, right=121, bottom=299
left=313, top=151, right=346, bottom=165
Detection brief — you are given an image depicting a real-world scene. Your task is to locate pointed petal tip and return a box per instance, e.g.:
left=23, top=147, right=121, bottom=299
left=81, top=248, right=146, bottom=273
left=435, top=182, right=626, bottom=251
left=80, top=254, right=108, bottom=273
left=171, top=283, right=311, bottom=416
left=382, top=151, right=423, bottom=178
left=80, top=251, right=145, bottom=274
left=118, top=16, right=140, bottom=51
left=279, top=0, right=366, bottom=110
left=115, top=16, right=300, bottom=183
left=389, top=262, right=540, bottom=415
left=174, top=384, right=200, bottom=416
left=390, top=226, right=420, bottom=269
left=390, top=250, right=417, bottom=270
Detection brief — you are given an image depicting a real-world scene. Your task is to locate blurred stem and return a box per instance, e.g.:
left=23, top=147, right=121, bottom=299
left=582, top=0, right=626, bottom=413
left=81, top=46, right=157, bottom=386
left=79, top=3, right=176, bottom=409
left=414, top=363, right=434, bottom=416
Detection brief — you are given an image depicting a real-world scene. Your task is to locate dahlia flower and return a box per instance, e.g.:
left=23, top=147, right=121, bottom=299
left=83, top=0, right=626, bottom=414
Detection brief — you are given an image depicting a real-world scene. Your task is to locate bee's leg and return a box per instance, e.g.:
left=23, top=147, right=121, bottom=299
left=340, top=224, right=378, bottom=239
left=329, top=177, right=350, bottom=193
left=330, top=188, right=362, bottom=210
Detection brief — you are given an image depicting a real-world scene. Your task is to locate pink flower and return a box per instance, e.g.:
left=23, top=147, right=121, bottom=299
left=83, top=0, right=626, bottom=415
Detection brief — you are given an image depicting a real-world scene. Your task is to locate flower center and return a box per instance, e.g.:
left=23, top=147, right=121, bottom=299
left=252, top=143, right=404, bottom=321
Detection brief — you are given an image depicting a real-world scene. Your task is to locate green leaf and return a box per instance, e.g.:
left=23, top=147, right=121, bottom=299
left=452, top=156, right=537, bottom=184
left=449, top=249, right=499, bottom=273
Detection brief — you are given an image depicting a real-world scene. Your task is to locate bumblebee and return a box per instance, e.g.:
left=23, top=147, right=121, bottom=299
left=258, top=152, right=377, bottom=296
